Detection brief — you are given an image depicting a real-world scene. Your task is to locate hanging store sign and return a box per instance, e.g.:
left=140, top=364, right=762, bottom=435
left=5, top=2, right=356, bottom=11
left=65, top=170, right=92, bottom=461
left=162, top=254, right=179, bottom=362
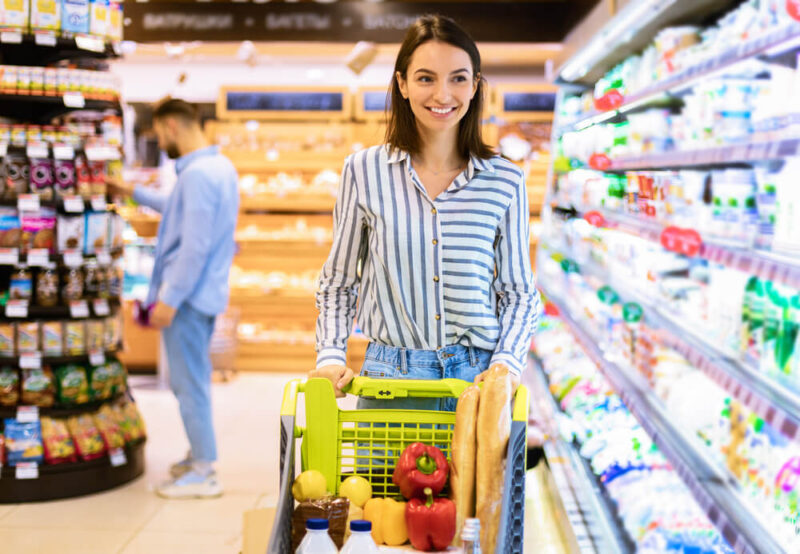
left=122, top=2, right=576, bottom=43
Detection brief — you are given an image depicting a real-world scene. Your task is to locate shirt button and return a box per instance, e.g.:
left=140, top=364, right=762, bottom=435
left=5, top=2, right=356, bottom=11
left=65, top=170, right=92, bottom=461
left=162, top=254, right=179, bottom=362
left=435, top=314, right=441, bottom=321
left=433, top=275, right=439, bottom=282
left=432, top=239, right=438, bottom=245
left=431, top=208, right=437, bottom=215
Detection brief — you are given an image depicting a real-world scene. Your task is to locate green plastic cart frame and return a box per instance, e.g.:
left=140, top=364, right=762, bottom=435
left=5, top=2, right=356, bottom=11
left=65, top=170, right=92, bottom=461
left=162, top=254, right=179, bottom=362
left=267, top=376, right=529, bottom=553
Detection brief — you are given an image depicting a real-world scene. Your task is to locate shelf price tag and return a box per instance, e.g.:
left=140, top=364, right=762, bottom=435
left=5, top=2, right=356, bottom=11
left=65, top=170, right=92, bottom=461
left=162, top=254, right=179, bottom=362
left=26, top=143, right=49, bottom=159
left=27, top=249, right=50, bottom=267
left=18, top=194, right=40, bottom=213
left=89, top=349, right=106, bottom=366
left=19, top=352, right=41, bottom=369
left=0, top=143, right=7, bottom=157
left=0, top=248, right=19, bottom=265
left=6, top=300, right=29, bottom=319
left=0, top=31, right=23, bottom=44
left=34, top=31, right=57, bottom=47
left=63, top=195, right=84, bottom=213
left=90, top=195, right=107, bottom=212
left=63, top=92, right=86, bottom=109
left=96, top=249, right=112, bottom=265
left=53, top=144, right=75, bottom=161
left=69, top=300, right=90, bottom=319
left=15, top=462, right=39, bottom=480
left=93, top=298, right=110, bottom=316
left=63, top=250, right=83, bottom=267
left=16, top=406, right=39, bottom=423
left=75, top=34, right=104, bottom=53
left=109, top=448, right=127, bottom=467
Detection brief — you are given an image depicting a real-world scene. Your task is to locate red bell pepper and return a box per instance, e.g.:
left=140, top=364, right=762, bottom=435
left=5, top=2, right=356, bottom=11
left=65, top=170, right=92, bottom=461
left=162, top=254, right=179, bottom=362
left=406, top=487, right=456, bottom=551
left=392, top=442, right=449, bottom=499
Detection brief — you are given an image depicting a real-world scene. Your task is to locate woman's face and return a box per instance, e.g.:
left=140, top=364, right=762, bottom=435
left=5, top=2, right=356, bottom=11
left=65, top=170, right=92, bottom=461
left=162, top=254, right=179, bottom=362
left=397, top=40, right=478, bottom=136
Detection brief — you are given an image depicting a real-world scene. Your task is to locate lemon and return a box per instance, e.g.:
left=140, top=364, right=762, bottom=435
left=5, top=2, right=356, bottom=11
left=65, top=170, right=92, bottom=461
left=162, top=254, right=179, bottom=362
left=291, top=470, right=328, bottom=502
left=339, top=475, right=372, bottom=508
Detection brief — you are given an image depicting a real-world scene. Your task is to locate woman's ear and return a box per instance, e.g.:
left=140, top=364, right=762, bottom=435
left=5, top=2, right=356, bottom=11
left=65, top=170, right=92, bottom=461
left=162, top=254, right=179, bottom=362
left=396, top=71, right=409, bottom=99
left=472, top=73, right=480, bottom=98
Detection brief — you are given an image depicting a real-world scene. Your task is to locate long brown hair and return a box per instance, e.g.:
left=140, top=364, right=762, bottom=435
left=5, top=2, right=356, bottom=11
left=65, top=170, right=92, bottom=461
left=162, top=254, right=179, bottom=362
left=385, top=15, right=494, bottom=160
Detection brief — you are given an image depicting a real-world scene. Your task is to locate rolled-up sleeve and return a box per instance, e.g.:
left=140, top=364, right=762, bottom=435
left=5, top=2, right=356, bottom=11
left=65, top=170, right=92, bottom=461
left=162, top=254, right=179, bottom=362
left=315, top=156, right=364, bottom=369
left=490, top=171, right=542, bottom=375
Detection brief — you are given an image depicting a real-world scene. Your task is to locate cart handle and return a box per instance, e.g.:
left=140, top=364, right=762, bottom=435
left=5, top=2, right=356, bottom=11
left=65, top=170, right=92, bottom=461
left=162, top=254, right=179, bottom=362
left=280, top=378, right=304, bottom=418
left=344, top=376, right=471, bottom=399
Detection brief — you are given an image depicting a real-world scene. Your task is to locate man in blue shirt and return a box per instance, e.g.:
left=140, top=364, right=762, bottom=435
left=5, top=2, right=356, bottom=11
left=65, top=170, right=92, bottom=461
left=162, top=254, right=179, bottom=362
left=107, top=98, right=239, bottom=498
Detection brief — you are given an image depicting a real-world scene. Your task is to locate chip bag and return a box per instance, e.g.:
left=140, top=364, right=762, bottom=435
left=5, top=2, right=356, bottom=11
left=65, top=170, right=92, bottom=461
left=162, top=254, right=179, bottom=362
left=0, top=367, right=19, bottom=406
left=106, top=359, right=126, bottom=395
left=55, top=365, right=90, bottom=405
left=66, top=414, right=106, bottom=461
left=21, top=367, right=55, bottom=407
left=93, top=405, right=125, bottom=450
left=40, top=416, right=77, bottom=464
left=3, top=419, right=44, bottom=466
left=88, top=363, right=113, bottom=401
left=113, top=401, right=146, bottom=443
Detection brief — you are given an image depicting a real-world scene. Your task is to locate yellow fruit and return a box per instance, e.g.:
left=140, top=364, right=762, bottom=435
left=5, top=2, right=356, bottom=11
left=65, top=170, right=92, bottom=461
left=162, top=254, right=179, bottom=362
left=291, top=470, right=328, bottom=502
left=339, top=475, right=372, bottom=508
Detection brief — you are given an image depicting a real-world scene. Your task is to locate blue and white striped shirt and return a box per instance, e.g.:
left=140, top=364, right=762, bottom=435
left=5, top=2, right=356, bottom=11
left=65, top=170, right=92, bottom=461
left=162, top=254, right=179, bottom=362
left=315, top=145, right=541, bottom=375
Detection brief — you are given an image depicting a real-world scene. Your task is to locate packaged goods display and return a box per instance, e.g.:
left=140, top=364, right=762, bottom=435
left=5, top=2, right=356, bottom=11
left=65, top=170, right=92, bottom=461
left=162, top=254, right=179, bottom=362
left=0, top=0, right=123, bottom=42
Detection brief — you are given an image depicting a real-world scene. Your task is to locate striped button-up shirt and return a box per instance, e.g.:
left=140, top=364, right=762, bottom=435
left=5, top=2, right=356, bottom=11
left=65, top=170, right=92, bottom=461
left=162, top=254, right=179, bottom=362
left=315, top=144, right=541, bottom=375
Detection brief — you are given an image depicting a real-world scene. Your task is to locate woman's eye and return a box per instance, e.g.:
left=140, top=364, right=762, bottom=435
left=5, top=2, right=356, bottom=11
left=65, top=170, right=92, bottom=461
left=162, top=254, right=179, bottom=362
left=454, top=76, right=468, bottom=83
left=418, top=76, right=432, bottom=83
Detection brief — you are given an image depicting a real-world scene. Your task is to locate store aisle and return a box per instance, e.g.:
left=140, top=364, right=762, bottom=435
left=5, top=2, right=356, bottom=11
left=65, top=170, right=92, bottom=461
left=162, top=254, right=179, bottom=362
left=0, top=372, right=305, bottom=554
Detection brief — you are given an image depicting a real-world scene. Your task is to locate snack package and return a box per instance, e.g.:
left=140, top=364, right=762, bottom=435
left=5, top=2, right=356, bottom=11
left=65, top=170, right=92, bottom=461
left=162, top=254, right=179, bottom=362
left=40, top=416, right=78, bottom=464
left=106, top=358, right=126, bottom=395
left=89, top=0, right=108, bottom=37
left=0, top=323, right=15, bottom=356
left=55, top=364, right=90, bottom=405
left=0, top=0, right=30, bottom=29
left=57, top=215, right=84, bottom=252
left=86, top=319, right=104, bottom=351
left=41, top=321, right=63, bottom=355
left=17, top=322, right=39, bottom=353
left=62, top=0, right=90, bottom=35
left=0, top=207, right=21, bottom=249
left=3, top=419, right=43, bottom=466
left=21, top=367, right=55, bottom=407
left=54, top=157, right=77, bottom=197
left=0, top=367, right=19, bottom=406
left=30, top=0, right=61, bottom=32
left=88, top=362, right=112, bottom=400
left=64, top=321, right=86, bottom=355
left=93, top=405, right=125, bottom=450
left=75, top=153, right=91, bottom=198
left=84, top=212, right=108, bottom=254
left=89, top=160, right=106, bottom=196
left=3, top=151, right=29, bottom=201
left=20, top=208, right=56, bottom=254
left=66, top=414, right=106, bottom=461
left=104, top=314, right=121, bottom=348
left=29, top=155, right=55, bottom=201
left=108, top=213, right=124, bottom=250
left=113, top=401, right=146, bottom=443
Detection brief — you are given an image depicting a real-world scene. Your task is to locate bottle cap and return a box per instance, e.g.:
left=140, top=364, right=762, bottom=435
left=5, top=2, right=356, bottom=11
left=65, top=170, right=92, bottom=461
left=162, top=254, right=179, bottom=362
left=350, top=520, right=371, bottom=532
left=305, top=518, right=329, bottom=530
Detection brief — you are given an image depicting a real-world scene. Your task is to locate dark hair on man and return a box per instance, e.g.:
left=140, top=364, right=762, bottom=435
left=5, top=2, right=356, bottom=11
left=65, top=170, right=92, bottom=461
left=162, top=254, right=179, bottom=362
left=152, top=97, right=200, bottom=125
left=385, top=14, right=494, bottom=160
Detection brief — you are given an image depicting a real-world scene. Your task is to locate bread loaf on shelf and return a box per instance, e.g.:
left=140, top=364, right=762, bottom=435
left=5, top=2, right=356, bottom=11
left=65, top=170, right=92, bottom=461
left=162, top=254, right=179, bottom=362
left=451, top=384, right=480, bottom=546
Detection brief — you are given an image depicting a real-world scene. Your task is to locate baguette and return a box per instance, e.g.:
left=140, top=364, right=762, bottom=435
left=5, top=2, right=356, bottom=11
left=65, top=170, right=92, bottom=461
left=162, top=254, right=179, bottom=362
left=451, top=384, right=480, bottom=546
left=476, top=364, right=512, bottom=553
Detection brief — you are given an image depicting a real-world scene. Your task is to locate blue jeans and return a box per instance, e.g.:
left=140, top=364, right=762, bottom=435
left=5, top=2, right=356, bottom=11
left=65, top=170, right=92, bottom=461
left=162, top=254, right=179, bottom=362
left=357, top=342, right=493, bottom=412
left=162, top=303, right=217, bottom=463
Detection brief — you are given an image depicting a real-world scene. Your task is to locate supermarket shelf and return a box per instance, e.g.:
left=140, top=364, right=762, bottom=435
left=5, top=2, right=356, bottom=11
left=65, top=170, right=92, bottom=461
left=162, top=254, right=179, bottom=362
left=240, top=194, right=336, bottom=213
left=0, top=347, right=120, bottom=368
left=608, top=137, right=800, bottom=171
left=0, top=32, right=118, bottom=65
left=0, top=392, right=126, bottom=419
left=563, top=22, right=800, bottom=133
left=0, top=94, right=121, bottom=123
left=597, top=208, right=800, bottom=290
left=0, top=438, right=144, bottom=503
left=0, top=298, right=121, bottom=322
left=529, top=357, right=633, bottom=554
left=540, top=283, right=785, bottom=554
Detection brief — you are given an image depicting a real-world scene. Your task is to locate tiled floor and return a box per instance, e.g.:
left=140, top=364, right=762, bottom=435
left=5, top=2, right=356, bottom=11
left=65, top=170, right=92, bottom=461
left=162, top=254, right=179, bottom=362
left=0, top=372, right=310, bottom=554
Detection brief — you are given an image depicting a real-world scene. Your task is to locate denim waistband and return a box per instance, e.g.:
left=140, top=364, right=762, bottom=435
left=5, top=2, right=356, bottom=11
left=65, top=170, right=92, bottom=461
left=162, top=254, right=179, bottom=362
left=365, top=342, right=490, bottom=370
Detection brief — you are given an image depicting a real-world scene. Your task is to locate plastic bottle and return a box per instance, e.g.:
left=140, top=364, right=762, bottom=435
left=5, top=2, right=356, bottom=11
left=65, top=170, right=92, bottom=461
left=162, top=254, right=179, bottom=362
left=461, top=517, right=481, bottom=553
left=296, top=518, right=338, bottom=554
left=340, top=520, right=379, bottom=554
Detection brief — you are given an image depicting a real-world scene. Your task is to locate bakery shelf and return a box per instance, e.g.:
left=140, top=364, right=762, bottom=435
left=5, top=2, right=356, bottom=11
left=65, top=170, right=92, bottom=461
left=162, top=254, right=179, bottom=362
left=593, top=208, right=800, bottom=290
left=0, top=32, right=118, bottom=65
left=562, top=22, right=800, bottom=133
left=0, top=438, right=144, bottom=503
left=0, top=93, right=121, bottom=123
left=240, top=194, right=336, bottom=214
left=527, top=356, right=634, bottom=554
left=0, top=392, right=126, bottom=419
left=540, top=283, right=785, bottom=554
left=607, top=137, right=800, bottom=171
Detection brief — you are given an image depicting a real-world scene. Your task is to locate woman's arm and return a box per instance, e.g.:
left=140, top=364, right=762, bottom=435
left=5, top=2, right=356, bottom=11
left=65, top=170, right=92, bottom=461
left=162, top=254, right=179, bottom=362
left=489, top=170, right=542, bottom=376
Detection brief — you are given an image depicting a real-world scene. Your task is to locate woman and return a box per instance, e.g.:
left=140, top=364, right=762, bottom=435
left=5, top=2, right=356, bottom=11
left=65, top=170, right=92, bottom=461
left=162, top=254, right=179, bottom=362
left=311, top=15, right=541, bottom=410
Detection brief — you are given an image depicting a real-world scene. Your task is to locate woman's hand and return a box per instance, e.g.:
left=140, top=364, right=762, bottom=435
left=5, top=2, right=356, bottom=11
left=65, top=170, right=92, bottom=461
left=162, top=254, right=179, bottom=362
left=474, top=364, right=521, bottom=390
left=309, top=365, right=355, bottom=398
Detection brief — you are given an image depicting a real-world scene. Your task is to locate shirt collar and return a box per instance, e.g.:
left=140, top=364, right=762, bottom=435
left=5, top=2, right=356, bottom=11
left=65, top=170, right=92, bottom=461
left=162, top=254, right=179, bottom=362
left=386, top=146, right=495, bottom=175
left=175, top=145, right=219, bottom=174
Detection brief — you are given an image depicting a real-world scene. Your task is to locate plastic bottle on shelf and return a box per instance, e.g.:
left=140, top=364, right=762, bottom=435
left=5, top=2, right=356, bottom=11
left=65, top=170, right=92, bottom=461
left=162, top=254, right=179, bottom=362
left=744, top=278, right=766, bottom=364
left=340, top=520, right=378, bottom=554
left=788, top=294, right=800, bottom=388
left=296, top=518, right=338, bottom=554
left=761, top=282, right=789, bottom=378
left=460, top=517, right=481, bottom=553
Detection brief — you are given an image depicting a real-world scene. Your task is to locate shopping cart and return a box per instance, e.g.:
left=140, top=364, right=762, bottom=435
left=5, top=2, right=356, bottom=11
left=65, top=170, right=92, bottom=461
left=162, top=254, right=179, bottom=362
left=268, top=377, right=529, bottom=553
